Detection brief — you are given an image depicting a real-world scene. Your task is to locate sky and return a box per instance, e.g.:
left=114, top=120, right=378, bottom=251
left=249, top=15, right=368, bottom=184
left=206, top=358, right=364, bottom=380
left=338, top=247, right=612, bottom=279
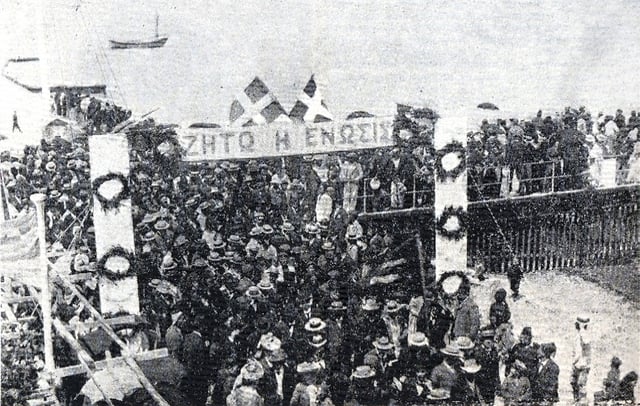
left=1, top=0, right=639, bottom=133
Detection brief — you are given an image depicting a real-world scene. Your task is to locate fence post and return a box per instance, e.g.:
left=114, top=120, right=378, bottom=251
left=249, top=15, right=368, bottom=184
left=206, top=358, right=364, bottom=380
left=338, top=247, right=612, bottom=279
left=363, top=178, right=367, bottom=212
left=412, top=175, right=417, bottom=208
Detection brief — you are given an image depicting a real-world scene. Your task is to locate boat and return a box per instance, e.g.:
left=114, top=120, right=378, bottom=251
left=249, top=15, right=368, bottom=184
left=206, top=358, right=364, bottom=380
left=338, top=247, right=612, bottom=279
left=109, top=14, right=168, bottom=49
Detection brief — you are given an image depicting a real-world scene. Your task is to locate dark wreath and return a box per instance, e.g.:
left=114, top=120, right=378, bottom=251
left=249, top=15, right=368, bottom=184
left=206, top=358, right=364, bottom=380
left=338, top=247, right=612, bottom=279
left=96, top=246, right=135, bottom=282
left=435, top=141, right=466, bottom=182
left=91, top=172, right=130, bottom=212
left=436, top=206, right=468, bottom=241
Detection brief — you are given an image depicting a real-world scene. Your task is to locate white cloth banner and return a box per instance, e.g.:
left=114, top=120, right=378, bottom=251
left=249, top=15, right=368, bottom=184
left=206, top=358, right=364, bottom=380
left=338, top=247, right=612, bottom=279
left=88, top=134, right=139, bottom=315
left=177, top=116, right=395, bottom=161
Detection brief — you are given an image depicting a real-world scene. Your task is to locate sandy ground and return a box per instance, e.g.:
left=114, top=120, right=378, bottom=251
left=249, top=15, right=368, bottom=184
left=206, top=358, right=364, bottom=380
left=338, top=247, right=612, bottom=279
left=471, top=270, right=640, bottom=404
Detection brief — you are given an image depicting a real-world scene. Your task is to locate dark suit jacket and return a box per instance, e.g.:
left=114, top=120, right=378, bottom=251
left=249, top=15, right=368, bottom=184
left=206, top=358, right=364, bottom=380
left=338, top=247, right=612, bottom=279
left=532, top=359, right=559, bottom=402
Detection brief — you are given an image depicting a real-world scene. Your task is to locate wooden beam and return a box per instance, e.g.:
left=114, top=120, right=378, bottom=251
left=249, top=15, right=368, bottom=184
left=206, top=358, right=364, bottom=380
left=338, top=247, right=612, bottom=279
left=67, top=315, right=137, bottom=331
left=54, top=275, right=170, bottom=406
left=64, top=273, right=95, bottom=282
left=52, top=318, right=115, bottom=406
left=2, top=295, right=38, bottom=304
left=54, top=348, right=169, bottom=378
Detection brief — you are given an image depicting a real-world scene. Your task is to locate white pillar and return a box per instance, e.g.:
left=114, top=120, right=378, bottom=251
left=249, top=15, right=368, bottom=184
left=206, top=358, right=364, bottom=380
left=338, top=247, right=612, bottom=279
left=30, top=193, right=54, bottom=373
left=89, top=134, right=139, bottom=315
left=433, top=116, right=468, bottom=280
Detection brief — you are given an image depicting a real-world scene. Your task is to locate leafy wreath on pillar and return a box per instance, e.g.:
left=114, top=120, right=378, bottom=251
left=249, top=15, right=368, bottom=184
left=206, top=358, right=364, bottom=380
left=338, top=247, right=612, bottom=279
left=435, top=141, right=466, bottom=182
left=436, top=206, right=468, bottom=241
left=96, top=246, right=135, bottom=282
left=91, top=172, right=130, bottom=212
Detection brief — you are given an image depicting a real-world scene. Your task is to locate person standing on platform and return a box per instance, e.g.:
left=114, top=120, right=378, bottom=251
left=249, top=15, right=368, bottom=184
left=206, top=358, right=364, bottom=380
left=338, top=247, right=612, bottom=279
left=506, top=254, right=524, bottom=299
left=339, top=153, right=363, bottom=214
left=12, top=111, right=22, bottom=133
left=571, top=315, right=592, bottom=405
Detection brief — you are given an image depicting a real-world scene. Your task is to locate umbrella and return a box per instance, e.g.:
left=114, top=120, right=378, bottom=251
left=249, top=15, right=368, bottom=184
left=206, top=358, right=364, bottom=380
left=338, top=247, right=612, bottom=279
left=80, top=365, right=142, bottom=403
left=346, top=111, right=374, bottom=120
left=477, top=102, right=499, bottom=110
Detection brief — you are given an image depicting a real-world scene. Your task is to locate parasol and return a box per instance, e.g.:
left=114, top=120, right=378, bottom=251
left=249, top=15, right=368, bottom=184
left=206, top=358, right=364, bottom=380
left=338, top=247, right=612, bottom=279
left=477, top=102, right=500, bottom=110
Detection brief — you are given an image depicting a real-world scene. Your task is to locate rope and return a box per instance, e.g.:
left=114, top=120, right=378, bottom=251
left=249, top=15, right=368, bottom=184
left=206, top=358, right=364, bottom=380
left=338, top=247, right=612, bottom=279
left=468, top=169, right=517, bottom=258
left=50, top=205, right=92, bottom=248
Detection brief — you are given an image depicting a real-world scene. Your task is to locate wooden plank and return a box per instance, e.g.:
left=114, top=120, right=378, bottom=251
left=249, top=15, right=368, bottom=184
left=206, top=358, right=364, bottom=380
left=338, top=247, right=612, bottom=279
left=2, top=295, right=38, bottom=304
left=54, top=275, right=171, bottom=406
left=67, top=315, right=137, bottom=331
left=54, top=348, right=169, bottom=379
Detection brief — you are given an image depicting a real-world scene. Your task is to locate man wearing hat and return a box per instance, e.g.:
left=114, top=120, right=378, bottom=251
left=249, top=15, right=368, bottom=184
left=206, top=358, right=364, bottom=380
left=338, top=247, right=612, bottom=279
left=344, top=365, right=380, bottom=406
left=532, top=343, right=559, bottom=405
left=315, top=185, right=334, bottom=224
left=430, top=342, right=463, bottom=401
left=226, top=361, right=265, bottom=406
left=338, top=153, right=363, bottom=213
left=475, top=329, right=500, bottom=402
left=453, top=284, right=481, bottom=342
left=507, top=327, right=539, bottom=383
left=353, top=298, right=387, bottom=364
left=258, top=343, right=294, bottom=406
left=571, top=315, right=591, bottom=404
left=289, top=362, right=333, bottom=406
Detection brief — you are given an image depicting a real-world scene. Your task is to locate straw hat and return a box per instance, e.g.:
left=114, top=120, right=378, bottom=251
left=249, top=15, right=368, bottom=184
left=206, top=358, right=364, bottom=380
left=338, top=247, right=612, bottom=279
left=160, top=256, right=177, bottom=271
left=308, top=334, right=327, bottom=348
left=362, top=298, right=380, bottom=311
left=259, top=334, right=282, bottom=352
left=241, top=362, right=264, bottom=382
left=227, top=235, right=244, bottom=246
left=154, top=220, right=170, bottom=231
left=321, top=241, right=335, bottom=251
left=296, top=362, right=321, bottom=374
left=440, top=343, right=463, bottom=357
left=207, top=252, right=223, bottom=263
left=280, top=222, right=295, bottom=232
left=352, top=365, right=376, bottom=379
left=328, top=301, right=347, bottom=312
left=141, top=231, right=156, bottom=242
left=408, top=332, right=429, bottom=347
left=455, top=336, right=475, bottom=350
left=461, top=358, right=482, bottom=374
left=427, top=388, right=451, bottom=400
left=373, top=336, right=394, bottom=351
left=262, top=224, right=274, bottom=235
left=384, top=300, right=401, bottom=314
left=304, top=223, right=320, bottom=235
left=257, top=279, right=274, bottom=292
left=245, top=286, right=263, bottom=299
left=249, top=226, right=263, bottom=237
left=304, top=318, right=327, bottom=333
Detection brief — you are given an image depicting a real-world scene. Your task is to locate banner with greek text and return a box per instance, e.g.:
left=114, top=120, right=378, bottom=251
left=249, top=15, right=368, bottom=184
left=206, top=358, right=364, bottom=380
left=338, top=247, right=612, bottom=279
left=177, top=116, right=396, bottom=161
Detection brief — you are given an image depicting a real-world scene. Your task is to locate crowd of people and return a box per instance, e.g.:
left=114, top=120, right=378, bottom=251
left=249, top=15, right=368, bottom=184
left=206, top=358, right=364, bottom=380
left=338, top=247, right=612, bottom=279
left=1, top=103, right=639, bottom=405
left=51, top=90, right=132, bottom=134
left=468, top=107, right=640, bottom=201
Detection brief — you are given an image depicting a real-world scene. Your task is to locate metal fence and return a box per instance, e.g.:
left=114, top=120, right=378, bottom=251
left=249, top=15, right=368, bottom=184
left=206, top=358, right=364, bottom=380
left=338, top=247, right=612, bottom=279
left=469, top=156, right=638, bottom=202
left=468, top=185, right=640, bottom=273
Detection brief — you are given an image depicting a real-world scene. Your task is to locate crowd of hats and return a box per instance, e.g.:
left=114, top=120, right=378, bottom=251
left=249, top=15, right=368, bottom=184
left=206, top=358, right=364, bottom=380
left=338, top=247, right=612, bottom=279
left=0, top=136, right=94, bottom=249
left=468, top=107, right=640, bottom=201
